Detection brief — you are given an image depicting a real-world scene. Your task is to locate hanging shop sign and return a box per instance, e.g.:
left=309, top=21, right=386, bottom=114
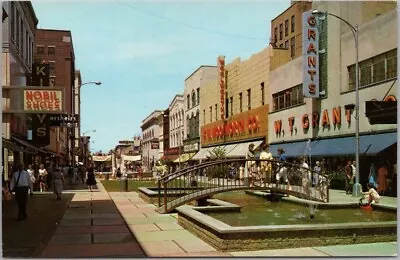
left=201, top=105, right=268, bottom=146
left=31, top=63, right=50, bottom=86
left=218, top=55, right=226, bottom=120
left=183, top=142, right=199, bottom=153
left=302, top=10, right=320, bottom=98
left=48, top=114, right=79, bottom=127
left=29, top=114, right=51, bottom=147
left=24, top=90, right=63, bottom=112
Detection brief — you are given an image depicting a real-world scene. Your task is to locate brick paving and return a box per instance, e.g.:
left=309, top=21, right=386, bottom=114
left=13, top=179, right=396, bottom=258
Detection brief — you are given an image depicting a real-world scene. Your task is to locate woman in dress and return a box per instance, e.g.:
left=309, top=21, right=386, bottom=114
left=86, top=163, right=97, bottom=192
left=377, top=163, right=388, bottom=195
left=38, top=164, right=48, bottom=192
left=52, top=167, right=64, bottom=200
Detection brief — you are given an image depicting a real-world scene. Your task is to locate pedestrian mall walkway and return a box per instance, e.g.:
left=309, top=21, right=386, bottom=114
left=37, top=181, right=397, bottom=257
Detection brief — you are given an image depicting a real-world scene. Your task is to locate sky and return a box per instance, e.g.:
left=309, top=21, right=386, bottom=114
left=32, top=0, right=290, bottom=153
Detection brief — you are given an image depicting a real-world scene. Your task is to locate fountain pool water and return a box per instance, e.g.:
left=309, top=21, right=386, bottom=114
left=207, top=191, right=396, bottom=226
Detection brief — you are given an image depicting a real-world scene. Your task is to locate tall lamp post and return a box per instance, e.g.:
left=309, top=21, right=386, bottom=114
left=73, top=81, right=101, bottom=167
left=82, top=129, right=96, bottom=166
left=312, top=10, right=361, bottom=196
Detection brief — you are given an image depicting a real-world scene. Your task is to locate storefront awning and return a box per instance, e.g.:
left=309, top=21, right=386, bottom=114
left=2, top=138, right=24, bottom=152
left=173, top=153, right=195, bottom=163
left=191, top=147, right=217, bottom=160
left=224, top=140, right=264, bottom=158
left=11, top=136, right=45, bottom=154
left=122, top=154, right=141, bottom=162
left=311, top=132, right=397, bottom=157
left=270, top=141, right=310, bottom=158
left=92, top=155, right=112, bottom=162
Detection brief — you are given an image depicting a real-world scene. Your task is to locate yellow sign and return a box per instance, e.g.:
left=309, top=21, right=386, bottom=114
left=24, top=90, right=63, bottom=112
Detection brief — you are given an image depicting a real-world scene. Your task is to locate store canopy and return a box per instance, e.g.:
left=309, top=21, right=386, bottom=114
left=92, top=155, right=112, bottom=162
left=270, top=141, right=310, bottom=158
left=122, top=154, right=141, bottom=162
left=225, top=140, right=264, bottom=158
left=2, top=138, right=24, bottom=152
left=191, top=146, right=218, bottom=160
left=11, top=136, right=45, bottom=154
left=173, top=153, right=195, bottom=163
left=310, top=132, right=397, bottom=157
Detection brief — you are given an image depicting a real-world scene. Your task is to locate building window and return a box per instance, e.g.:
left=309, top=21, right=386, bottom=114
left=19, top=18, right=23, bottom=54
left=10, top=2, right=15, bottom=41
left=209, top=106, right=212, bottom=123
left=279, top=23, right=283, bottom=40
left=192, top=91, right=196, bottom=108
left=197, top=88, right=200, bottom=104
left=247, top=88, right=251, bottom=111
left=261, top=82, right=265, bottom=105
left=229, top=97, right=233, bottom=117
left=50, top=77, right=56, bottom=87
left=290, top=37, right=295, bottom=58
left=274, top=27, right=278, bottom=43
left=15, top=11, right=19, bottom=49
left=187, top=95, right=190, bottom=110
left=25, top=31, right=29, bottom=63
left=37, top=45, right=44, bottom=55
left=203, top=109, right=205, bottom=125
left=49, top=61, right=56, bottom=74
left=285, top=19, right=289, bottom=36
left=239, top=92, right=243, bottom=112
left=48, top=46, right=56, bottom=55
left=272, top=84, right=304, bottom=111
left=284, top=40, right=289, bottom=49
left=291, top=15, right=295, bottom=33
left=215, top=104, right=218, bottom=120
left=347, top=49, right=397, bottom=90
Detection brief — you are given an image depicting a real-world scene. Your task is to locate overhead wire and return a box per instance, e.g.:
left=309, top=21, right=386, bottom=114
left=115, top=0, right=269, bottom=41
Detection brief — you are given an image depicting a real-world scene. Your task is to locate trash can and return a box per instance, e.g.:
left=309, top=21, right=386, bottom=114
left=120, top=177, right=128, bottom=192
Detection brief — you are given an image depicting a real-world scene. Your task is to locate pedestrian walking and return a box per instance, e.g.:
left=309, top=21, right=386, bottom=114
left=344, top=160, right=353, bottom=195
left=52, top=167, right=65, bottom=200
left=27, top=164, right=36, bottom=193
left=86, top=163, right=97, bottom=192
left=377, top=163, right=388, bottom=195
left=38, top=164, right=48, bottom=192
left=259, top=144, right=273, bottom=186
left=368, top=162, right=377, bottom=189
left=10, top=163, right=33, bottom=221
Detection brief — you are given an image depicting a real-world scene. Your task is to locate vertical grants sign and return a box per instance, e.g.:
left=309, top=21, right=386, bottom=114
left=302, top=10, right=320, bottom=98
left=218, top=55, right=225, bottom=120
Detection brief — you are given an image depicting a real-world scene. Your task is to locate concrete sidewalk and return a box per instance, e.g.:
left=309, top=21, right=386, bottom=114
left=38, top=181, right=397, bottom=257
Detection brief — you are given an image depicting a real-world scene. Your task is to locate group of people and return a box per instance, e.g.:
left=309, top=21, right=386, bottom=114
left=3, top=161, right=98, bottom=221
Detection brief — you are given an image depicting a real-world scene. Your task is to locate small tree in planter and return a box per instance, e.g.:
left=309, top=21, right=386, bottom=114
left=205, top=147, right=229, bottom=185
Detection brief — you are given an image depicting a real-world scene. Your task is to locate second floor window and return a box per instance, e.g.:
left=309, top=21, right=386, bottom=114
left=37, top=46, right=44, bottom=55
left=229, top=97, right=233, bottom=117
left=49, top=61, right=56, bottom=74
left=272, top=84, right=304, bottom=111
left=348, top=49, right=397, bottom=90
left=290, top=37, right=295, bottom=57
left=239, top=92, right=243, bottom=112
left=247, top=88, right=251, bottom=111
left=209, top=106, right=212, bottom=123
left=215, top=104, right=218, bottom=120
left=285, top=19, right=289, bottom=36
left=279, top=24, right=283, bottom=40
left=291, top=15, right=295, bottom=33
left=197, top=88, right=200, bottom=104
left=261, top=82, right=265, bottom=105
left=274, top=27, right=278, bottom=43
left=48, top=46, right=56, bottom=55
left=187, top=95, right=190, bottom=109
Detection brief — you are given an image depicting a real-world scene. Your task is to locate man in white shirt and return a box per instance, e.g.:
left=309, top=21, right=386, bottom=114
left=259, top=144, right=273, bottom=186
left=10, top=163, right=33, bottom=221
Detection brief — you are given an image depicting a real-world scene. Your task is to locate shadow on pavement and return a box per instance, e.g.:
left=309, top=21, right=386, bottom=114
left=2, top=192, right=74, bottom=257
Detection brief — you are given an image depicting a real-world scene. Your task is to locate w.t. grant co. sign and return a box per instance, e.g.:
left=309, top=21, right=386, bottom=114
left=302, top=10, right=320, bottom=98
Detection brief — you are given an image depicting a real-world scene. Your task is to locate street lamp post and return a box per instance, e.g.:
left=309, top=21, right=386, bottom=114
left=312, top=10, right=361, bottom=196
left=73, top=81, right=101, bottom=167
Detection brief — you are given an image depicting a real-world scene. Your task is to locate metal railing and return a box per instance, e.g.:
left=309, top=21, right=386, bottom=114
left=156, top=159, right=330, bottom=213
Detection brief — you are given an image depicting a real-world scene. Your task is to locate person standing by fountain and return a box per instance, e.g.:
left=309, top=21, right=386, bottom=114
left=246, top=144, right=256, bottom=187
left=377, top=162, right=388, bottom=195
left=368, top=162, right=377, bottom=189
left=260, top=144, right=273, bottom=187
left=312, top=161, right=321, bottom=187
left=276, top=148, right=288, bottom=186
left=300, top=157, right=311, bottom=195
left=344, top=160, right=354, bottom=195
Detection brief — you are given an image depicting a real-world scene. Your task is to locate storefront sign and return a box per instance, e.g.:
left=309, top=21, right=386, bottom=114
left=183, top=142, right=199, bottom=153
left=201, top=105, right=268, bottom=146
left=218, top=56, right=225, bottom=120
left=302, top=10, right=320, bottom=98
left=24, top=90, right=63, bottom=112
left=49, top=114, right=79, bottom=127
left=30, top=114, right=50, bottom=147
left=31, top=63, right=50, bottom=86
left=151, top=141, right=159, bottom=149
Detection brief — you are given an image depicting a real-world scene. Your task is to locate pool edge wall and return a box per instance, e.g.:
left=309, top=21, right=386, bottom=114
left=177, top=207, right=397, bottom=252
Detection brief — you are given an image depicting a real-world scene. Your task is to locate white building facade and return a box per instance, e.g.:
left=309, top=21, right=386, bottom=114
left=141, top=110, right=163, bottom=171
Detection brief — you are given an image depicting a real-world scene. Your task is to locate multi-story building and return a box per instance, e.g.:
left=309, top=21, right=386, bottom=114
left=34, top=29, right=76, bottom=164
left=113, top=138, right=141, bottom=171
left=2, top=1, right=39, bottom=180
left=268, top=1, right=397, bottom=186
left=182, top=66, right=217, bottom=162
left=166, top=95, right=184, bottom=167
left=141, top=110, right=163, bottom=171
left=193, top=47, right=271, bottom=160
